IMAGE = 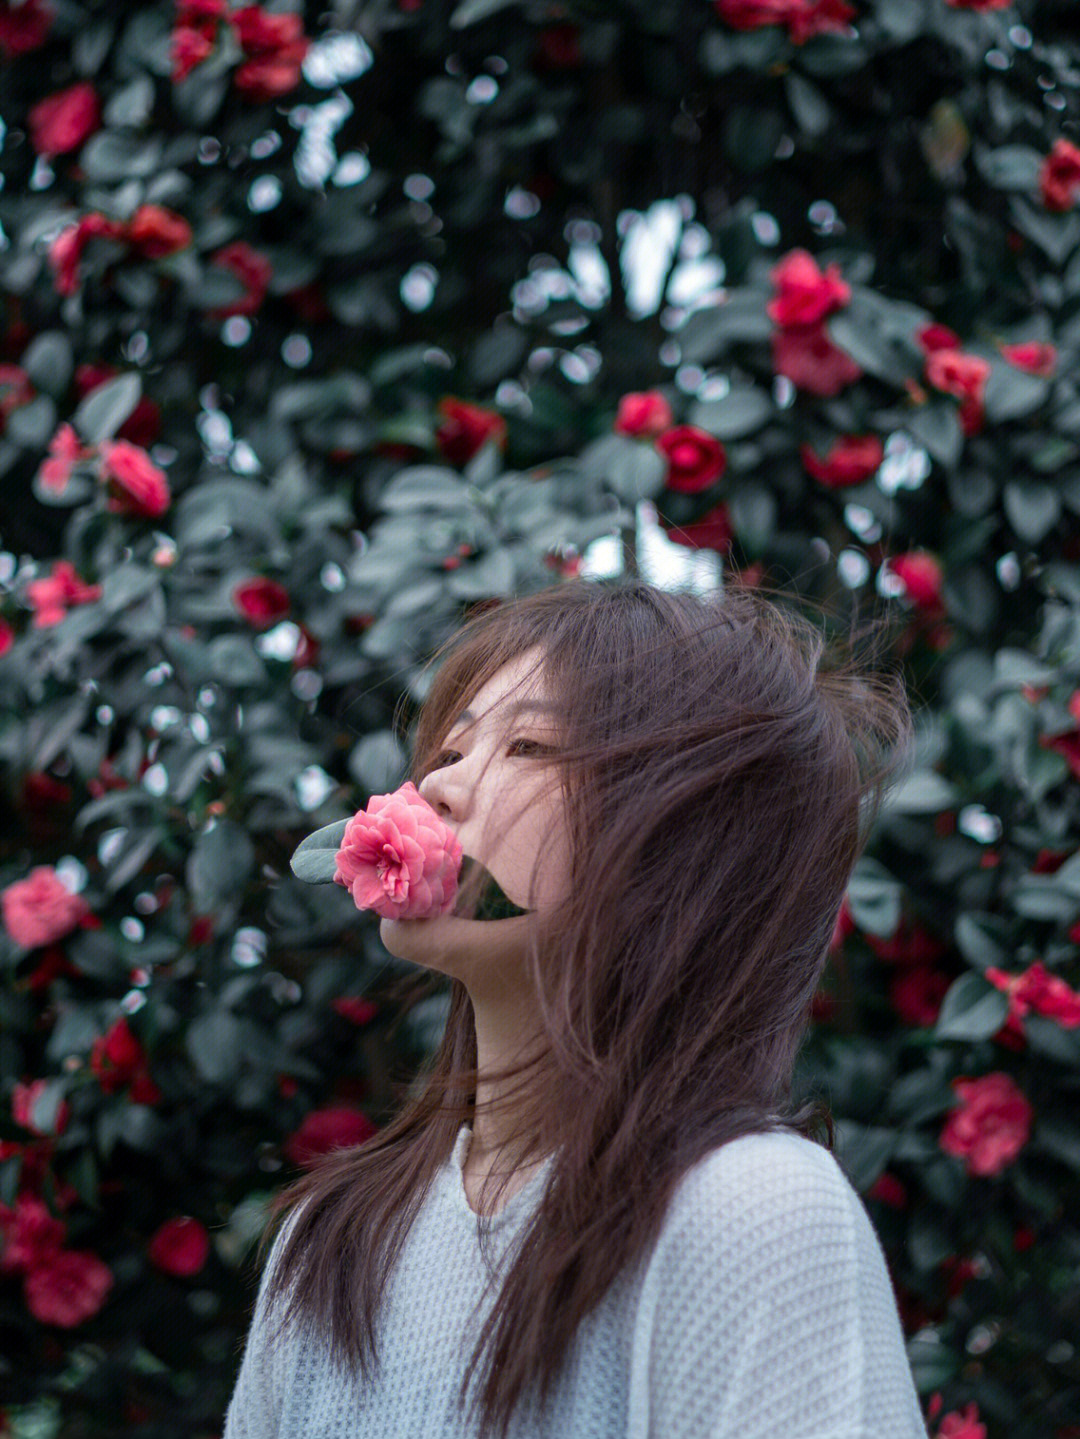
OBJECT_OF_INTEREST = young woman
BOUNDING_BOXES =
[224,576,930,1439]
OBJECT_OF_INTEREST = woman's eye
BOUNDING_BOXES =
[434,750,461,767]
[509,739,552,756]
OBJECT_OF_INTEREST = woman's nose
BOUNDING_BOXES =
[418,767,463,820]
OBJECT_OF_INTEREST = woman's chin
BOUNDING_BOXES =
[378,909,531,973]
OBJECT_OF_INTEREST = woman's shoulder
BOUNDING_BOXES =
[657,1128,861,1262]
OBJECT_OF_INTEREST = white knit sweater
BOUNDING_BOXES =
[223,1125,930,1438]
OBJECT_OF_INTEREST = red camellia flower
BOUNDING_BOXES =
[786,0,856,44]
[656,425,726,493]
[944,0,1011,8]
[1,866,92,949]
[613,390,673,438]
[985,960,1080,1030]
[208,241,274,317]
[331,997,379,1025]
[0,363,34,431]
[12,1079,70,1137]
[767,248,851,329]
[25,560,101,628]
[38,422,95,497]
[28,82,101,156]
[233,576,291,627]
[771,322,862,396]
[0,0,53,57]
[801,434,883,488]
[888,552,944,611]
[147,1216,210,1277]
[918,323,962,353]
[125,204,193,259]
[1040,138,1080,212]
[24,1249,114,1327]
[924,348,991,435]
[664,502,734,552]
[533,22,582,70]
[283,1107,377,1168]
[713,0,798,28]
[890,964,951,1028]
[172,24,214,80]
[434,397,508,466]
[939,1071,1033,1177]
[998,341,1057,378]
[90,1016,162,1103]
[98,440,171,518]
[0,617,14,656]
[230,5,310,101]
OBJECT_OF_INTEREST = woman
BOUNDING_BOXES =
[224,576,929,1439]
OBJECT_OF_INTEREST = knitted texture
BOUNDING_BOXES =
[223,1127,930,1438]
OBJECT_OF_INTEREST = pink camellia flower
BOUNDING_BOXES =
[12,1078,70,1136]
[1,866,92,949]
[24,1248,114,1327]
[889,552,945,611]
[147,1216,210,1276]
[233,576,291,627]
[613,391,673,438]
[917,322,962,353]
[656,425,726,493]
[767,248,851,329]
[28,82,101,156]
[283,1106,377,1168]
[25,560,102,628]
[924,348,991,436]
[48,213,126,296]
[230,5,310,102]
[333,781,463,920]
[0,1194,66,1275]
[98,440,171,518]
[998,341,1057,378]
[38,423,96,497]
[1040,138,1080,212]
[771,321,862,396]
[801,434,884,488]
[939,1071,1033,1177]
[0,618,14,656]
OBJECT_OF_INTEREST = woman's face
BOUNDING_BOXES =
[378,647,571,982]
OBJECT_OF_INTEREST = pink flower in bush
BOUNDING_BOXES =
[24,1249,114,1327]
[767,248,851,329]
[233,576,291,627]
[771,321,862,396]
[435,397,507,466]
[0,618,14,656]
[984,961,1080,1029]
[1040,138,1080,212]
[939,1071,1033,1177]
[48,213,126,296]
[208,241,273,317]
[89,1016,162,1103]
[998,341,1057,378]
[283,1107,377,1168]
[0,1195,66,1274]
[786,0,856,44]
[613,391,674,438]
[12,1080,70,1138]
[1,866,91,948]
[801,434,883,488]
[98,440,171,518]
[924,348,991,435]
[28,82,100,155]
[333,781,463,920]
[25,560,101,628]
[657,425,726,493]
[147,1217,210,1276]
[331,996,379,1025]
[230,5,310,101]
[889,551,944,611]
[38,423,96,497]
[125,204,193,259]
[944,0,1012,8]
[918,323,961,353]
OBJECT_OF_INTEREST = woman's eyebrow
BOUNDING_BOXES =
[456,700,558,724]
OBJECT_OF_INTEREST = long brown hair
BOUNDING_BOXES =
[252,576,915,1438]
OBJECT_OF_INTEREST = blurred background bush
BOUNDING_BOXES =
[2,0,1080,1434]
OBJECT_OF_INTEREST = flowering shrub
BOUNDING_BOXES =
[1,1,1080,1435]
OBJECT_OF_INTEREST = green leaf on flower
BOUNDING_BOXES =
[291,819,350,882]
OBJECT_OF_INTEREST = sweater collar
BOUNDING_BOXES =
[446,1123,556,1229]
